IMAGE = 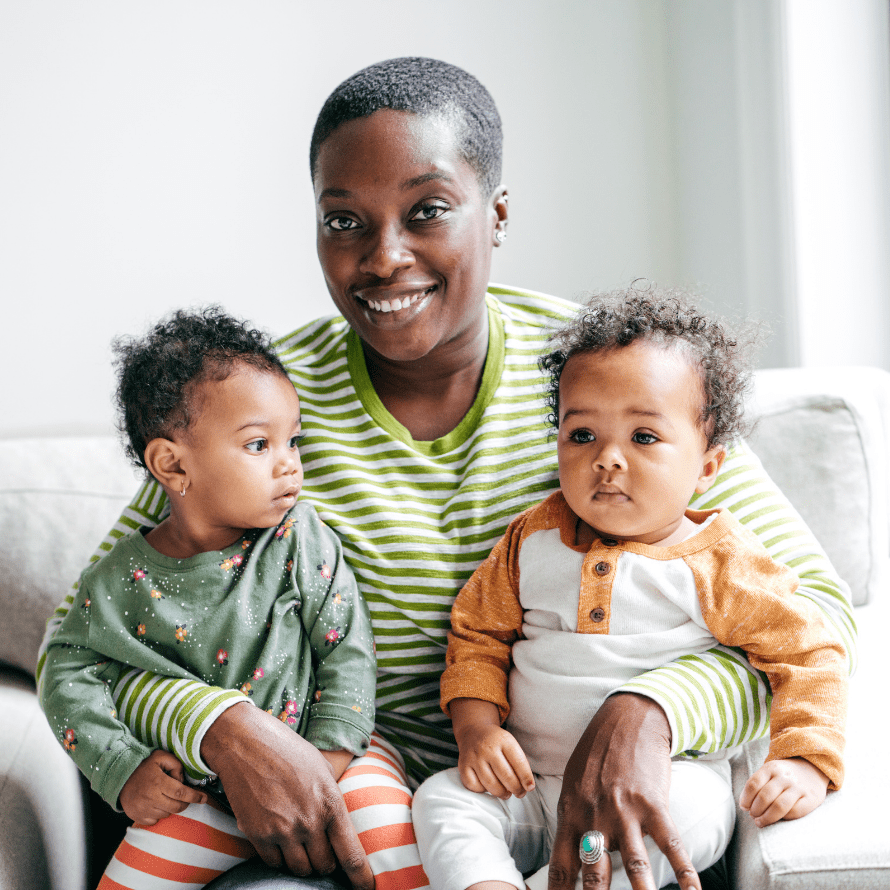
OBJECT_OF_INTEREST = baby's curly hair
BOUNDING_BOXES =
[113,307,287,472]
[540,284,758,449]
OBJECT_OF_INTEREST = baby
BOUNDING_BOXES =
[413,289,848,890]
[40,308,376,888]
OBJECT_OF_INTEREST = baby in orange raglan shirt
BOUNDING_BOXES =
[412,287,848,890]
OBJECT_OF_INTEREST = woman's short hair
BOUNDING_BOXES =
[113,306,287,472]
[310,57,503,198]
[540,284,758,449]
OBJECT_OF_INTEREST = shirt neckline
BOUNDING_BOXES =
[346,295,506,457]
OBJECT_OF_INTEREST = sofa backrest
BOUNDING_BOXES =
[0,436,138,676]
[747,366,890,609]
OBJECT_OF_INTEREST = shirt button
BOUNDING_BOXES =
[602,538,618,547]
[590,608,606,623]
[595,561,611,576]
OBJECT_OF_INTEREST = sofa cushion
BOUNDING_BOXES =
[0,436,139,676]
[747,367,890,607]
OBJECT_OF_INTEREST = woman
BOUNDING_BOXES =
[39,57,854,890]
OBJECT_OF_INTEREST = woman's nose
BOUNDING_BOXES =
[359,222,414,278]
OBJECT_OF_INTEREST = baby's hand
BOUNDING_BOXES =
[458,723,535,800]
[739,757,829,828]
[119,749,208,825]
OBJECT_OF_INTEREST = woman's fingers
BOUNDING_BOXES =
[320,796,376,890]
[611,826,659,890]
[640,811,701,890]
[580,837,613,888]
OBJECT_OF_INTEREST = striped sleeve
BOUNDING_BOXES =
[112,669,248,781]
[620,438,857,756]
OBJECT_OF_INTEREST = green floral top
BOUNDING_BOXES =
[40,502,376,809]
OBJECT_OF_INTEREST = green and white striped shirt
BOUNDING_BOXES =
[38,285,856,784]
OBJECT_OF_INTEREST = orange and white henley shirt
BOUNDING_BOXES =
[442,491,848,788]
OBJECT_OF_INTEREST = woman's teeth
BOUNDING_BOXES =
[366,291,428,313]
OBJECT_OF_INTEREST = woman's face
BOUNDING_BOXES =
[313,109,507,366]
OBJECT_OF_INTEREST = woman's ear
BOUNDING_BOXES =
[492,185,508,245]
[695,446,727,495]
[144,438,187,495]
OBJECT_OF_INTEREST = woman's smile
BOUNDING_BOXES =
[355,283,437,316]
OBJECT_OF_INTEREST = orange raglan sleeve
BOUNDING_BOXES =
[686,517,848,789]
[439,505,537,723]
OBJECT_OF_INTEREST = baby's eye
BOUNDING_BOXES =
[245,439,268,454]
[569,429,595,444]
[410,202,447,222]
[288,434,303,449]
[632,432,658,445]
[326,216,359,231]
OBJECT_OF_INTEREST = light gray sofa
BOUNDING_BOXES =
[2,366,889,890]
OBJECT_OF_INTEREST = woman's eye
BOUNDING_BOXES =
[326,216,358,231]
[245,439,268,454]
[569,429,595,444]
[410,203,447,222]
[632,432,658,445]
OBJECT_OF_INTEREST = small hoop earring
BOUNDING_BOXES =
[180,483,186,498]
[495,230,507,244]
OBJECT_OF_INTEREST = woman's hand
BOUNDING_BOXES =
[547,693,701,890]
[201,702,374,890]
[119,749,207,825]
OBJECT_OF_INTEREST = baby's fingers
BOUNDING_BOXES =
[749,784,802,828]
[739,766,771,812]
[502,741,535,796]
[458,764,487,794]
[159,778,208,814]
[474,759,514,800]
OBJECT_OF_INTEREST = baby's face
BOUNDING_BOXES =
[178,365,304,535]
[556,341,723,545]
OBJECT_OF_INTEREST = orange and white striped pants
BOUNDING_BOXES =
[98,734,430,890]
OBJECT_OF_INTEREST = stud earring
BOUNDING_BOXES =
[495,230,507,244]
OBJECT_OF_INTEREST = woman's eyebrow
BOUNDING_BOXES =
[403,171,452,190]
[317,187,351,201]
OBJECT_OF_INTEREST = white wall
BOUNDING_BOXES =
[2,1,889,438]
[784,0,890,368]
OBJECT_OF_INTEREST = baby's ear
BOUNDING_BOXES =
[695,445,727,495]
[143,438,186,494]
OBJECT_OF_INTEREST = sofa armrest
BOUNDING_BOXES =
[0,668,89,890]
[729,592,890,888]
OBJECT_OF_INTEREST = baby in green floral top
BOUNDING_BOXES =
[39,309,376,854]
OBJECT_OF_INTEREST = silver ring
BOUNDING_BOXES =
[579,830,606,865]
